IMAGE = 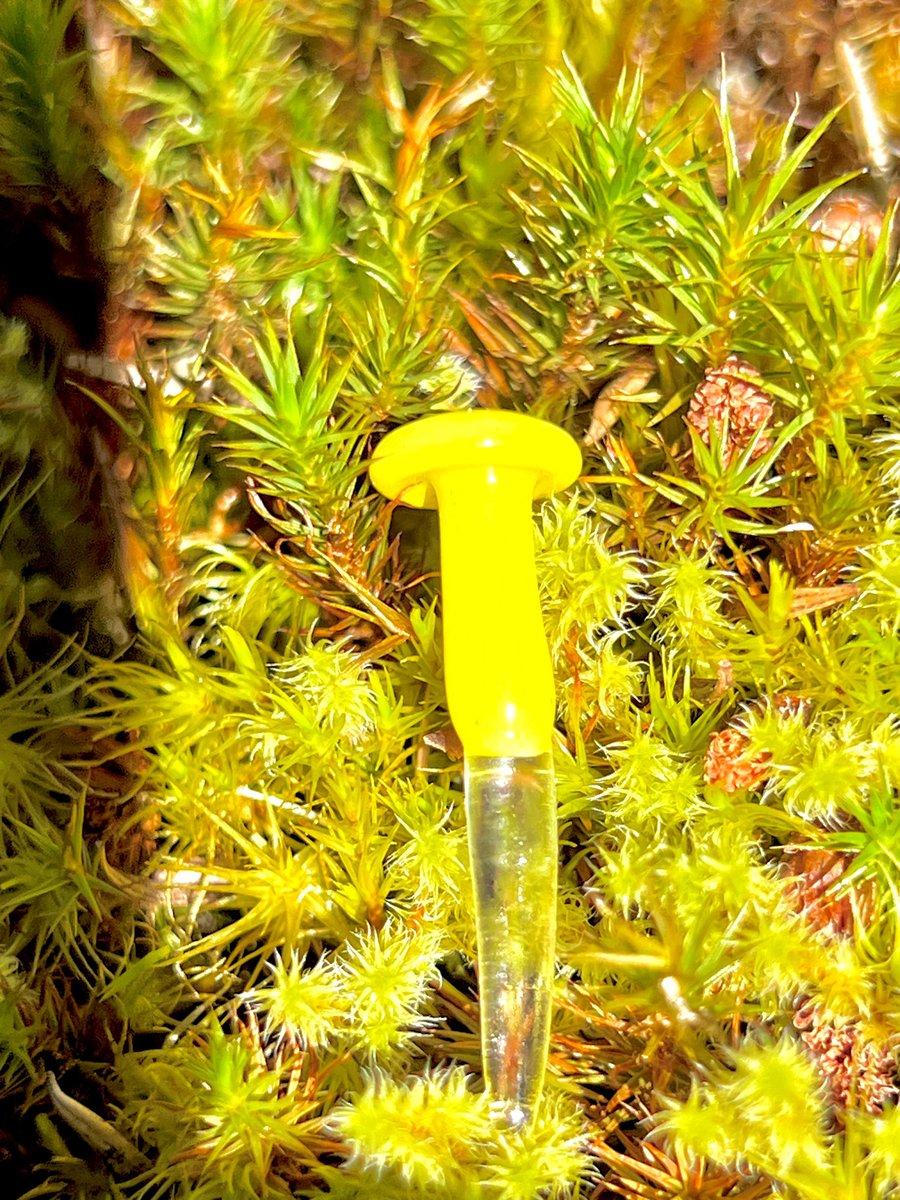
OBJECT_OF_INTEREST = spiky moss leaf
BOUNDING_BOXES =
[858,721,900,792]
[536,496,644,661]
[788,614,900,730]
[589,834,671,926]
[115,0,292,171]
[181,554,321,652]
[768,215,900,422]
[249,953,348,1052]
[167,835,341,959]
[339,921,445,1059]
[0,723,72,830]
[96,628,410,881]
[647,550,734,673]
[0,0,94,195]
[851,534,900,637]
[554,749,598,824]
[0,808,114,983]
[271,641,381,752]
[480,1101,591,1200]
[762,718,873,821]
[341,299,481,422]
[383,780,473,936]
[745,705,900,823]
[0,318,54,461]
[334,1066,589,1198]
[335,1067,489,1192]
[874,429,900,501]
[0,953,34,1090]
[598,725,707,837]
[212,322,362,528]
[119,1021,320,1198]
[555,872,595,963]
[868,1105,900,1191]
[575,837,781,1012]
[557,634,645,747]
[660,1036,834,1189]
[259,650,406,779]
[741,922,874,1021]
[99,946,187,1036]
[592,818,878,1021]
[512,65,684,312]
[405,0,537,77]
[660,822,781,928]
[815,782,900,921]
[246,923,446,1062]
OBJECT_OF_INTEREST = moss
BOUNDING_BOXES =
[4,2,900,1197]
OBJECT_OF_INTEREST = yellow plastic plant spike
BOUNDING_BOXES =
[370,410,581,1126]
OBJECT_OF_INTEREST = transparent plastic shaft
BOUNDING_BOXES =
[465,754,557,1127]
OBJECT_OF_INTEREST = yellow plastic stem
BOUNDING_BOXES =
[369,411,580,1123]
[432,465,554,758]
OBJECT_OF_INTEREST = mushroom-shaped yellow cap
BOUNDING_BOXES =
[369,410,581,509]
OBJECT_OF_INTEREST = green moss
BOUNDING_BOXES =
[5,2,900,1197]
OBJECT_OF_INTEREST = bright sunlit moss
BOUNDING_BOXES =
[6,4,900,1198]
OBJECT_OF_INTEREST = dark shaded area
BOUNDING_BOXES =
[0,191,111,355]
[0,1,113,359]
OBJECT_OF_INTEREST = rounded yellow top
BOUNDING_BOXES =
[369,410,582,508]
